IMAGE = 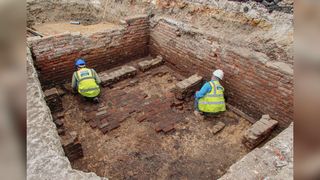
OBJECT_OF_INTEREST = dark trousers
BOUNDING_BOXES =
[194,96,200,111]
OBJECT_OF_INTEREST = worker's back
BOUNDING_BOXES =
[75,67,100,98]
[198,80,226,113]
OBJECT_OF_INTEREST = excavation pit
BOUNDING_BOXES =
[27,12,293,179]
[52,63,251,179]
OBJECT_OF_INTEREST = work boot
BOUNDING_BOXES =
[93,97,99,104]
[194,110,204,120]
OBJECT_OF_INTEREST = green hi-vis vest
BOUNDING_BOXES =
[198,80,226,113]
[76,68,100,98]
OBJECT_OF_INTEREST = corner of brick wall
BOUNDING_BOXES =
[28,14,150,88]
[149,17,293,128]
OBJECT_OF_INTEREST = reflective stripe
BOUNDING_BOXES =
[79,77,95,82]
[199,101,225,105]
[205,94,224,97]
[79,87,100,93]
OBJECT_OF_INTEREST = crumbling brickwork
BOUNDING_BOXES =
[150,18,293,127]
[28,15,149,87]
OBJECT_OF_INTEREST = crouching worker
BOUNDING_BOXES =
[194,69,226,117]
[72,59,101,103]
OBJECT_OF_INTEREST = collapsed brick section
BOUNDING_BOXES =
[150,18,293,127]
[138,55,164,72]
[243,115,278,149]
[174,74,203,100]
[99,65,137,87]
[61,131,84,161]
[27,15,149,88]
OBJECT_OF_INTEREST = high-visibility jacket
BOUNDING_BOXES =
[198,80,226,113]
[75,68,100,98]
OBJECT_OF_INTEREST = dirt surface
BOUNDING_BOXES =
[55,65,251,179]
[33,22,118,36]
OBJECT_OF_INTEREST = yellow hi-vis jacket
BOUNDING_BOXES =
[198,80,226,113]
[75,68,100,98]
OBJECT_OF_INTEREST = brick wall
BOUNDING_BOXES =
[28,15,149,87]
[150,18,293,128]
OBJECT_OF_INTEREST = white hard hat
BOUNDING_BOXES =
[213,69,224,80]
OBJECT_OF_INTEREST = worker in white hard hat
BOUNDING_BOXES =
[194,69,226,117]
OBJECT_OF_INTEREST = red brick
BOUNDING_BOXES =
[29,16,149,89]
[150,20,293,127]
[162,124,175,133]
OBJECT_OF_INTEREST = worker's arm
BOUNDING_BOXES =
[92,69,101,84]
[71,72,78,91]
[195,82,212,99]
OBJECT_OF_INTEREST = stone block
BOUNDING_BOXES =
[138,55,164,72]
[174,74,203,100]
[100,65,137,87]
[243,114,278,149]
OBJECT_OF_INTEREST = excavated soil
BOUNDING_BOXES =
[33,22,119,36]
[56,65,251,179]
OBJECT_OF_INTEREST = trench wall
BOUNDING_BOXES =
[28,15,149,88]
[27,47,104,179]
[150,18,293,128]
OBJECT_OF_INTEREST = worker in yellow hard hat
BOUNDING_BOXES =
[194,69,226,117]
[71,59,101,103]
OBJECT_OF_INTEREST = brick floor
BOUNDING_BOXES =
[75,64,188,135]
[52,61,253,179]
